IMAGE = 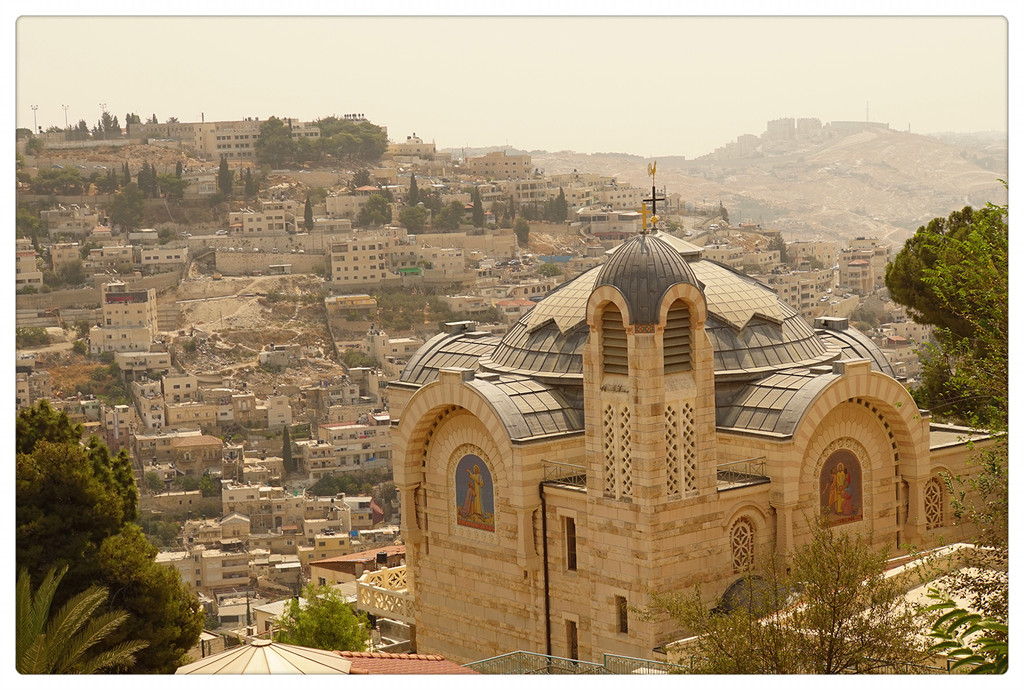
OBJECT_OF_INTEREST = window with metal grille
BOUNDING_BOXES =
[602,306,628,375]
[664,300,692,373]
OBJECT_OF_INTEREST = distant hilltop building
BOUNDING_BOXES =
[127,116,321,163]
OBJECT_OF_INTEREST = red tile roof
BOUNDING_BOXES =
[335,651,478,674]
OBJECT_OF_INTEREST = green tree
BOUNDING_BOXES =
[314,116,388,162]
[536,261,563,277]
[767,233,789,264]
[96,526,205,672]
[16,399,82,455]
[107,183,145,233]
[16,327,51,349]
[17,566,148,674]
[546,187,568,223]
[900,200,1009,626]
[471,187,485,227]
[398,204,429,232]
[282,425,295,474]
[32,167,85,195]
[25,135,45,155]
[16,203,41,242]
[144,471,164,494]
[490,199,511,228]
[276,583,370,651]
[244,167,257,197]
[174,160,183,178]
[924,591,1008,674]
[435,200,465,231]
[356,193,392,227]
[407,173,419,206]
[198,474,221,498]
[350,168,372,188]
[254,116,296,168]
[16,402,203,673]
[157,173,189,202]
[217,156,233,196]
[304,195,314,232]
[514,217,530,247]
[643,520,927,674]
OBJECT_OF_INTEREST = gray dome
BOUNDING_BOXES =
[593,233,699,324]
[405,239,841,389]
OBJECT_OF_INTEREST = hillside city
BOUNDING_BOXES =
[14,112,1008,673]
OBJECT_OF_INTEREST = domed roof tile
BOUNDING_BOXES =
[593,233,699,324]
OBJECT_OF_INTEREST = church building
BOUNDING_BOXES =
[389,219,985,664]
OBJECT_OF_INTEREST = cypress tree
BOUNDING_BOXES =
[408,173,419,206]
[282,425,295,474]
[471,187,485,227]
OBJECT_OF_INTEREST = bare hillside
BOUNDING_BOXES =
[534,127,1007,244]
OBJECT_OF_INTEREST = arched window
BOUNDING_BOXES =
[601,304,628,375]
[664,300,692,373]
[730,517,755,573]
[925,477,944,530]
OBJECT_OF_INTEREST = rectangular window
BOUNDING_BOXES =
[616,595,629,633]
[566,620,578,660]
[564,516,577,571]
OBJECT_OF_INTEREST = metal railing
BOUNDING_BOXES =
[465,651,610,675]
[542,460,587,489]
[602,653,689,674]
[716,456,770,489]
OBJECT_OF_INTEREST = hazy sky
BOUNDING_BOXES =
[10,9,1014,159]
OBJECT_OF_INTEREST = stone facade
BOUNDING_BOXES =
[391,231,989,664]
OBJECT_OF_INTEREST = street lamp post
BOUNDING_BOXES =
[30,104,38,134]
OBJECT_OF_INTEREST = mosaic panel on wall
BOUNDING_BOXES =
[455,453,495,532]
[819,448,863,525]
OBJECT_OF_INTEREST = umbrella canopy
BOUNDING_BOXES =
[175,639,353,674]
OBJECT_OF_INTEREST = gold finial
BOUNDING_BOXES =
[641,202,649,233]
[647,162,657,182]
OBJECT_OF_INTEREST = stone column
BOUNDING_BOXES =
[772,500,796,557]
[902,475,927,544]
[398,483,422,543]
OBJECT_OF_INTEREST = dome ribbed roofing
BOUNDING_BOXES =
[593,233,699,324]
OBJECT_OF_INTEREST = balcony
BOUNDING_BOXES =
[355,566,414,624]
[716,457,770,491]
[541,460,586,490]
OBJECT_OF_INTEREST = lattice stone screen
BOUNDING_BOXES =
[682,402,697,495]
[602,402,632,498]
[730,517,755,573]
[665,405,681,496]
[924,477,944,530]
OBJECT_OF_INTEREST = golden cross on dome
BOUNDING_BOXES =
[641,161,665,234]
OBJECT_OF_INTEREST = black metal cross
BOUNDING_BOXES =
[643,184,666,218]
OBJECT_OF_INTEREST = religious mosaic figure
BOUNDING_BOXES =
[455,453,495,531]
[819,449,862,525]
